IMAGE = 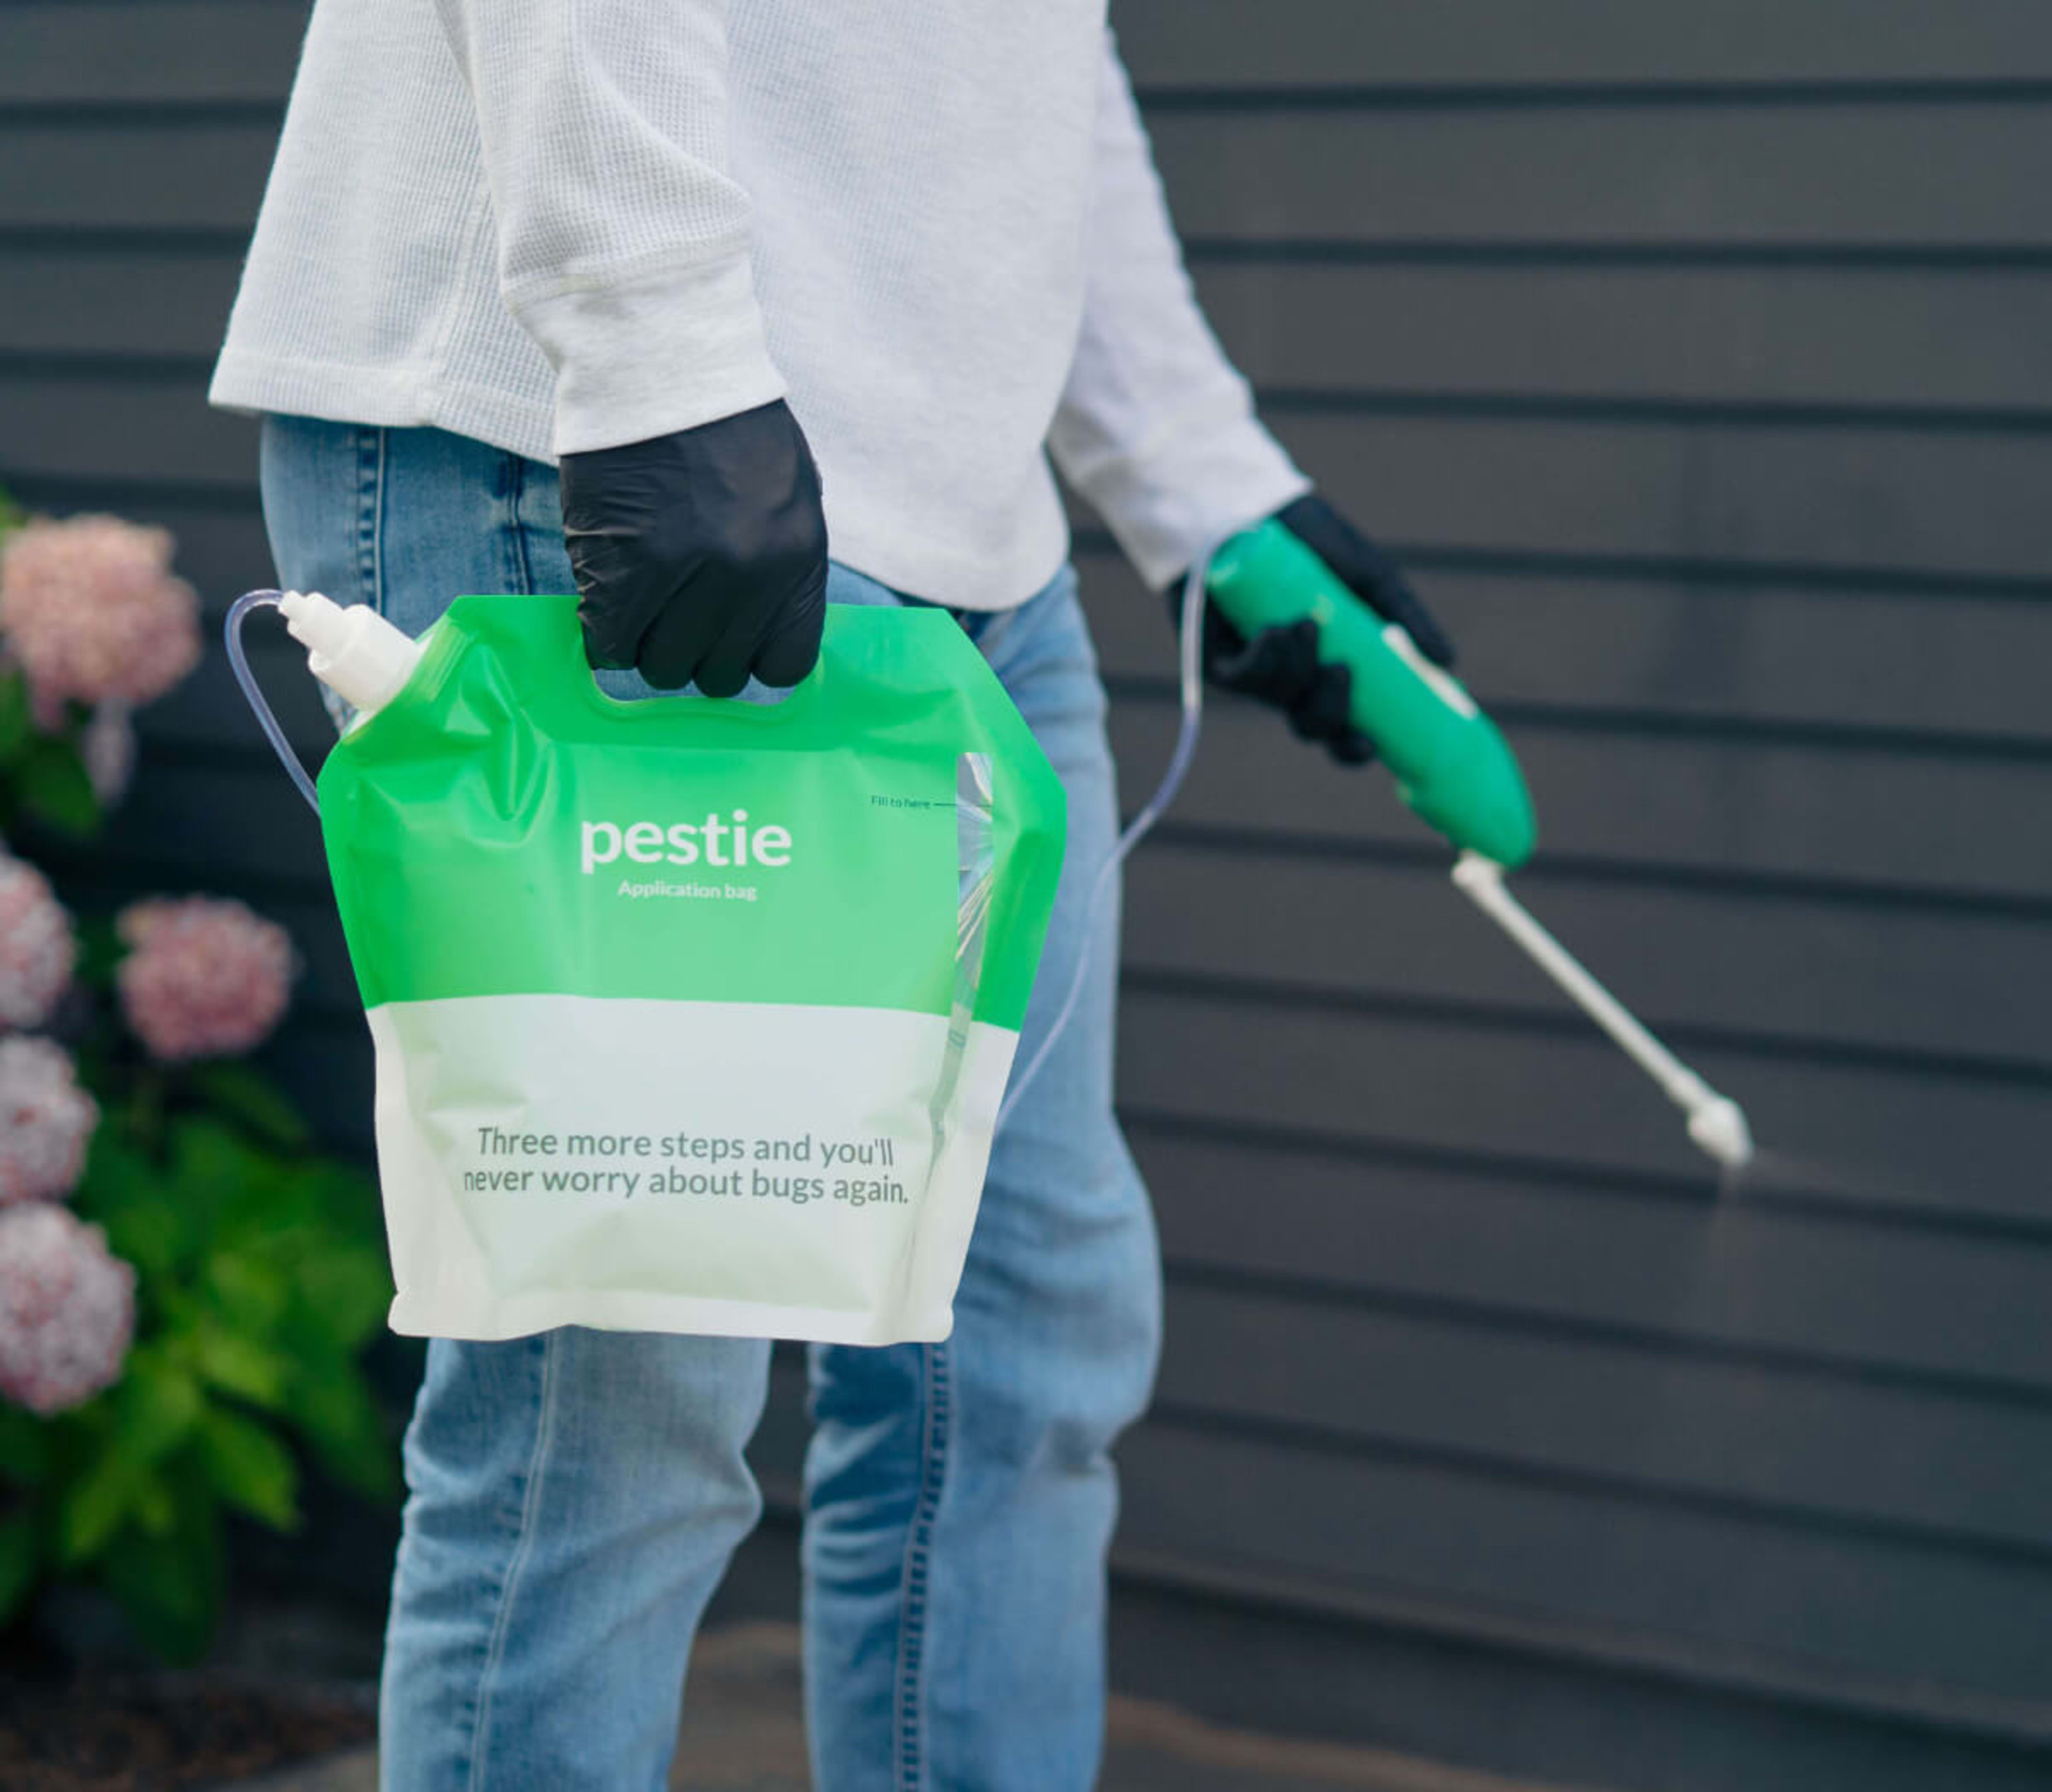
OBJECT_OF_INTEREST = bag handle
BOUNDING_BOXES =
[445,592,831,727]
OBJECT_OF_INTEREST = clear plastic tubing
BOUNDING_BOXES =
[226,588,321,814]
[996,540,1215,1128]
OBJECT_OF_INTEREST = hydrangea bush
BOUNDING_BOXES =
[0,494,395,1664]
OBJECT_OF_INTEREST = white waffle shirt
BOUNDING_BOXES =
[210,0,1309,609]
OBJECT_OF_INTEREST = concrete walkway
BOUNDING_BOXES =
[237,1622,1554,1792]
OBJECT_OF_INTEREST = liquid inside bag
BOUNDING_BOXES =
[315,595,1065,1344]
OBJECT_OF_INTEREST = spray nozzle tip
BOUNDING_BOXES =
[276,588,339,644]
[1687,1096,1754,1171]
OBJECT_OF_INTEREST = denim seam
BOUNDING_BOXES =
[504,452,535,596]
[352,425,389,619]
[463,1330,563,1791]
[373,429,388,616]
[350,427,374,610]
[892,1340,951,1792]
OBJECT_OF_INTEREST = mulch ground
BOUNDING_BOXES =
[0,1675,374,1792]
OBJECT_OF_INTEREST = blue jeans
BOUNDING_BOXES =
[258,415,1163,1792]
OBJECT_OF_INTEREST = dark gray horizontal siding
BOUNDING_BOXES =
[258,1020,371,1152]
[5,2,2051,1773]
[0,2,305,108]
[1151,1280,2052,1556]
[1115,0,2052,89]
[1111,701,2052,900]
[1084,553,2052,745]
[1144,105,2052,249]
[0,120,273,230]
[1256,411,2052,584]
[1130,1127,2052,1399]
[1114,1421,2052,1723]
[94,759,323,886]
[1,373,261,488]
[0,245,244,357]
[1121,843,2048,1069]
[151,632,334,751]
[1190,262,2052,411]
[1114,987,2046,1231]
[1099,1588,2052,1792]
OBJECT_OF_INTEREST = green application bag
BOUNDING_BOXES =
[314,595,1065,1345]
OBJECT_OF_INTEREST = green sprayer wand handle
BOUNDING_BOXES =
[1205,521,1538,869]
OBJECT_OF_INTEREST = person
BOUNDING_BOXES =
[210,4,1455,1787]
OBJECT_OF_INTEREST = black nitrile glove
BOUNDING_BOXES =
[1184,491,1455,767]
[561,399,828,697]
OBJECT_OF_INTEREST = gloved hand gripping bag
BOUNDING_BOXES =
[315,596,1065,1344]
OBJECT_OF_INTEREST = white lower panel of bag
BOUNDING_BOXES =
[369,994,1019,1345]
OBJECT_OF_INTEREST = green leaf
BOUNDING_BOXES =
[0,1504,40,1624]
[149,1113,268,1254]
[132,1477,177,1536]
[58,1448,128,1564]
[203,1248,291,1335]
[302,1158,385,1239]
[58,1353,202,1562]
[288,1367,397,1503]
[198,1405,298,1530]
[192,1322,290,1409]
[168,1112,269,1196]
[185,1061,310,1148]
[210,1160,320,1259]
[81,1123,160,1202]
[120,1351,204,1459]
[97,1188,188,1287]
[15,733,101,836]
[288,1242,394,1355]
[0,667,29,761]
[74,1127,198,1284]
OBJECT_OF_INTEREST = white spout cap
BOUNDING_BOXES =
[277,590,421,717]
[1687,1095,1754,1170]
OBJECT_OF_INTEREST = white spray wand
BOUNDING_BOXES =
[1451,854,1753,1169]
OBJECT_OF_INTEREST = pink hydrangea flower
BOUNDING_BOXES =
[0,1037,98,1208]
[0,1204,134,1414]
[0,852,75,1028]
[116,896,297,1061]
[0,514,202,711]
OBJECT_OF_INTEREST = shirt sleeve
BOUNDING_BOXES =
[1047,31,1311,590]
[432,0,785,456]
